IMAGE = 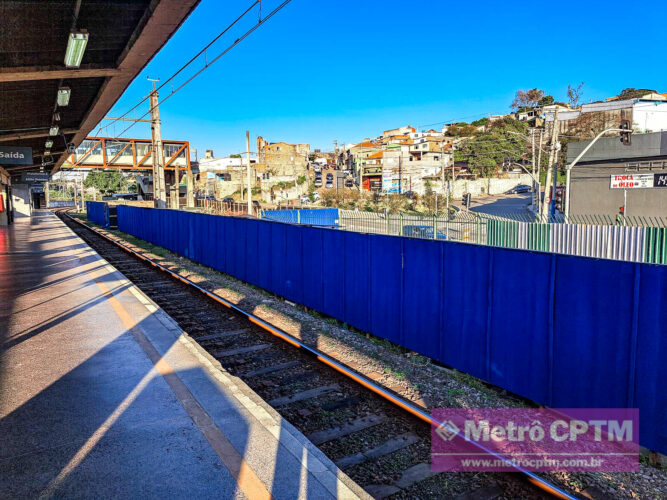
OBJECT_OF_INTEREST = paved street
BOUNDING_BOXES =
[468,193,532,218]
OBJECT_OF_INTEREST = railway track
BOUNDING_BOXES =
[59,209,577,500]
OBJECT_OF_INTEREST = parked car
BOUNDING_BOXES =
[344,178,354,188]
[314,177,322,187]
[313,165,321,174]
[507,184,531,194]
[312,191,320,201]
[402,225,448,240]
[196,195,215,201]
[325,180,333,189]
[222,197,235,203]
[300,195,310,204]
[326,172,334,180]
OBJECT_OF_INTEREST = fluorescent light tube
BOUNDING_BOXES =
[45,140,53,148]
[57,87,71,106]
[64,30,88,68]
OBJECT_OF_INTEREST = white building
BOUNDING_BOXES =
[544,96,667,134]
[198,156,244,172]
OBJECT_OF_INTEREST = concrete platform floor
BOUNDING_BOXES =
[0,211,367,500]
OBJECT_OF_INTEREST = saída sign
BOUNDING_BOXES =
[0,145,33,166]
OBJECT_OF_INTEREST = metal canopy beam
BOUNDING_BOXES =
[0,66,125,83]
[0,128,78,142]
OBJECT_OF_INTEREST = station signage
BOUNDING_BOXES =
[0,145,33,166]
[21,172,50,183]
[610,173,667,189]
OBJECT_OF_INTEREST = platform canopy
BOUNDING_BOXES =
[0,0,200,176]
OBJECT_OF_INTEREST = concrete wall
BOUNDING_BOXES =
[11,184,31,218]
[450,174,533,199]
[570,162,667,217]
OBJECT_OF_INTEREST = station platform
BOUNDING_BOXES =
[0,211,366,499]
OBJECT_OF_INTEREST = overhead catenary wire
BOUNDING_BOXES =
[109,0,293,140]
[96,0,262,136]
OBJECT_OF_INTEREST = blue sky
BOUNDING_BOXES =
[102,0,667,157]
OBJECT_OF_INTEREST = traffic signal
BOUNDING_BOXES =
[462,193,471,208]
[620,119,632,146]
[554,196,563,213]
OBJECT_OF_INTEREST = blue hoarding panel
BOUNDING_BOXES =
[489,249,552,404]
[322,230,345,320]
[343,232,371,333]
[441,243,490,380]
[283,224,304,304]
[270,223,287,297]
[634,263,666,453]
[256,221,273,292]
[402,238,442,359]
[369,235,402,345]
[302,228,324,312]
[231,218,247,281]
[86,202,109,228]
[552,256,634,408]
[245,219,260,286]
[214,214,227,273]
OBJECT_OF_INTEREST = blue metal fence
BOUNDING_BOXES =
[117,206,666,455]
[260,208,339,227]
[86,201,110,228]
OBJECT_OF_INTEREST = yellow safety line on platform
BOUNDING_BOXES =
[96,278,273,500]
[40,263,272,500]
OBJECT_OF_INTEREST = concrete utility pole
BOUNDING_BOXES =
[536,129,543,214]
[541,109,559,220]
[148,78,167,209]
[246,130,252,215]
[531,129,536,209]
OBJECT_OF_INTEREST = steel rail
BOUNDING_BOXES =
[62,209,577,500]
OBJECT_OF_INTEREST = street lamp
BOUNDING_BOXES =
[563,127,631,220]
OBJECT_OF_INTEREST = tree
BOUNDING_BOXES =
[538,95,554,106]
[84,170,124,195]
[511,88,545,110]
[454,118,529,177]
[567,82,585,108]
[230,154,242,158]
[445,123,479,137]
[618,88,657,100]
[471,117,489,127]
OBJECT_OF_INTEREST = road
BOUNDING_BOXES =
[468,193,533,219]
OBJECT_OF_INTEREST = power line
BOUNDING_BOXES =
[110,0,294,140]
[96,0,262,135]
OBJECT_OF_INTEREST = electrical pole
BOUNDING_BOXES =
[541,109,559,220]
[531,129,536,210]
[537,129,543,215]
[148,78,167,209]
[246,130,252,215]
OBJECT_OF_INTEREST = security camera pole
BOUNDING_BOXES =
[563,121,633,220]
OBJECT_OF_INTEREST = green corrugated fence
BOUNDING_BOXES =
[644,227,667,264]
